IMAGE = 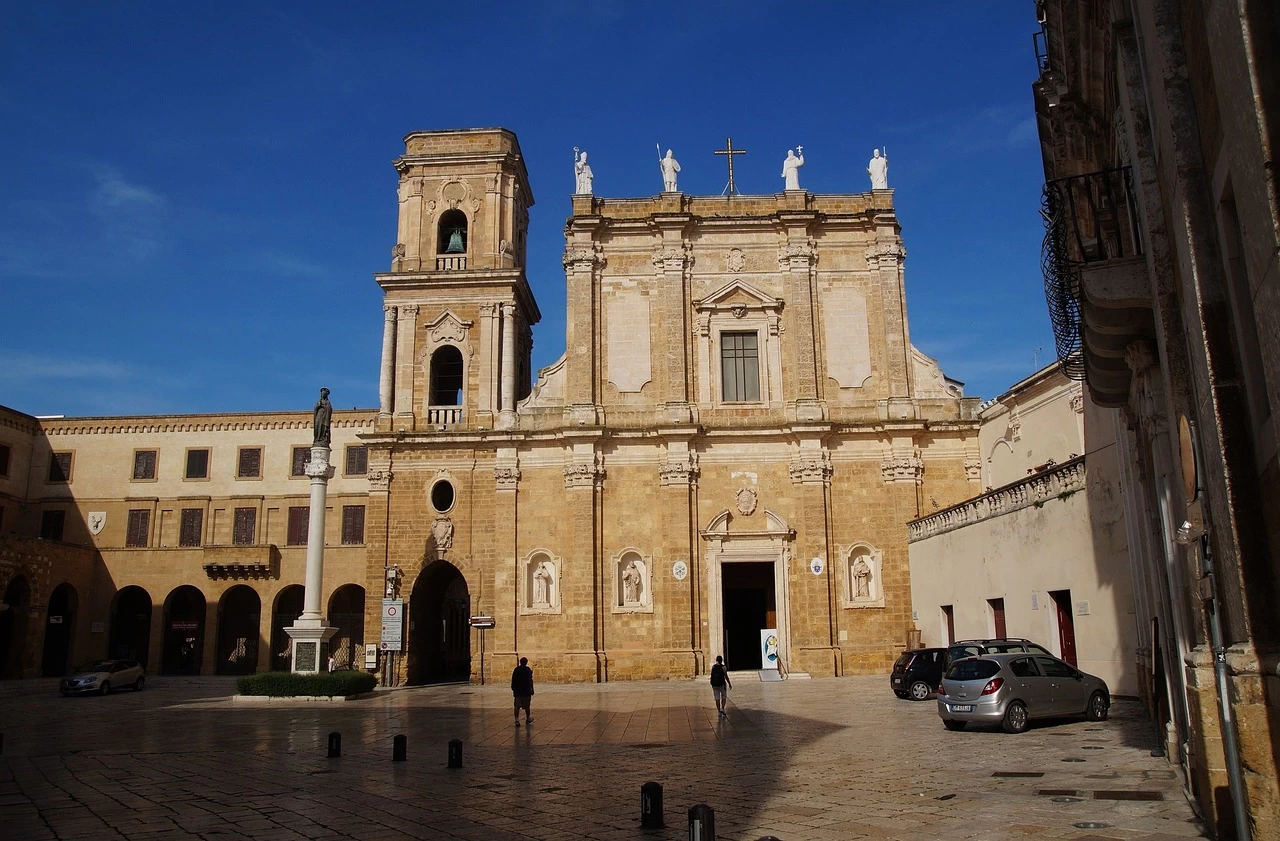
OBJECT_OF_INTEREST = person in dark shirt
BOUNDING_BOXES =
[511,657,534,726]
[710,655,732,716]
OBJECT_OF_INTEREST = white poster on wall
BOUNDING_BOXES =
[760,628,779,670]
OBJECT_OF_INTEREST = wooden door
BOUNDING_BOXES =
[942,605,955,644]
[1050,590,1077,666]
[989,598,1007,638]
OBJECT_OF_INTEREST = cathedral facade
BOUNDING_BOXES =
[0,127,980,684]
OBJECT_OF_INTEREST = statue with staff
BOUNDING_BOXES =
[657,144,681,192]
[573,147,593,195]
[867,146,889,189]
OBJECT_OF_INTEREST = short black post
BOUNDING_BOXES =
[327,731,341,758]
[640,781,664,829]
[392,734,407,762]
[447,738,463,769]
[688,803,715,841]
[756,837,782,841]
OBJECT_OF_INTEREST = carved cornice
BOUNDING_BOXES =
[399,303,419,318]
[652,246,692,273]
[563,244,605,271]
[881,449,924,484]
[909,456,1086,542]
[659,454,699,487]
[778,242,817,271]
[563,453,605,489]
[789,452,832,485]
[865,242,906,270]
[494,466,521,491]
[40,415,374,437]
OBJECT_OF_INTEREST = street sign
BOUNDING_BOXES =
[469,615,495,629]
[381,598,404,650]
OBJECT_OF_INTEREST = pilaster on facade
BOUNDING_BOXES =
[494,464,521,491]
[367,469,392,493]
[562,243,605,273]
[659,452,699,487]
[864,242,906,270]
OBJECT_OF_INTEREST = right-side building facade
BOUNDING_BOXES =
[1034,1,1279,836]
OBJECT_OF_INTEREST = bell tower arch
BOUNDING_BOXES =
[374,128,540,433]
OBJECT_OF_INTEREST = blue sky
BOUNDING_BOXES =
[0,2,1052,417]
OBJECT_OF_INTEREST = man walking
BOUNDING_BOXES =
[511,656,534,726]
[710,655,732,716]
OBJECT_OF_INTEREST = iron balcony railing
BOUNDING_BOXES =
[1041,166,1144,380]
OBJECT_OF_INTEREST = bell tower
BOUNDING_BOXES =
[374,128,539,432]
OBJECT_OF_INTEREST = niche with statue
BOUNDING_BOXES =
[842,543,885,608]
[612,549,652,613]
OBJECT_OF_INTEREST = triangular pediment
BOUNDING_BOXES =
[695,279,783,312]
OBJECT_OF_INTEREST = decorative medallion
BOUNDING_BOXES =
[810,557,826,576]
[735,487,758,516]
[672,560,689,581]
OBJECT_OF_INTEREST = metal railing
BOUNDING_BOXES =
[435,256,467,271]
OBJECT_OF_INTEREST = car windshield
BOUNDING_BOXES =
[946,659,1000,681]
[74,661,114,673]
[986,642,1025,653]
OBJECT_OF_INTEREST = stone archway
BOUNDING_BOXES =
[408,560,471,685]
[109,586,153,666]
[161,586,206,675]
[216,586,261,675]
[41,583,78,676]
[0,575,33,678]
[327,584,366,670]
[270,586,305,671]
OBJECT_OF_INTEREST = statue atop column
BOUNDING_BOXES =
[867,148,889,190]
[573,147,593,195]
[659,148,681,192]
[312,387,332,447]
[782,146,804,190]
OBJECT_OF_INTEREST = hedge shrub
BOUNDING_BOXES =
[237,670,378,697]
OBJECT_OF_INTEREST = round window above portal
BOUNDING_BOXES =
[430,479,456,513]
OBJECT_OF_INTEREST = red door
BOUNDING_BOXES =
[989,598,1007,638]
[1050,590,1077,667]
[942,605,955,644]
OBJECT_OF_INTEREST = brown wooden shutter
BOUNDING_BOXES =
[126,510,150,548]
[287,506,310,545]
[179,509,203,547]
[341,505,365,544]
[133,450,156,480]
[185,449,209,479]
[233,507,257,545]
[48,453,72,482]
[345,446,368,475]
[292,448,311,477]
[237,448,262,478]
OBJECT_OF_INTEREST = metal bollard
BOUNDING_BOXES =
[756,837,783,841]
[327,731,341,758]
[392,734,407,762]
[688,803,715,841]
[640,781,664,829]
[447,738,463,769]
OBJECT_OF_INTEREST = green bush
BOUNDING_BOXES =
[237,670,377,697]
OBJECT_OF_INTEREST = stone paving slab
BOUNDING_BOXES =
[0,675,1208,840]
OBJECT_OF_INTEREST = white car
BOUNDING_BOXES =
[60,659,146,695]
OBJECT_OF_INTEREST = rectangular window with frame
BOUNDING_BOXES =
[48,452,72,483]
[287,506,309,545]
[291,447,311,477]
[126,509,150,548]
[40,510,66,541]
[232,507,257,546]
[345,445,368,476]
[0,443,10,477]
[132,450,157,480]
[185,449,210,480]
[720,331,761,402]
[341,505,365,545]
[237,447,262,479]
[179,508,204,547]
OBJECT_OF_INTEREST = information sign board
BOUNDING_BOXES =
[381,598,404,650]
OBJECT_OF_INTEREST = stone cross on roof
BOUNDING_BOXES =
[714,137,748,196]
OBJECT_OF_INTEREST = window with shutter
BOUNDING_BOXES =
[291,447,311,477]
[132,450,157,480]
[48,452,72,483]
[345,445,368,475]
[126,509,150,548]
[179,509,203,547]
[287,506,309,545]
[233,507,257,546]
[185,449,210,479]
[41,510,66,541]
[341,505,365,544]
[237,448,262,478]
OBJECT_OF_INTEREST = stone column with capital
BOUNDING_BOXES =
[393,304,418,427]
[378,304,397,418]
[285,442,338,674]
[498,302,518,428]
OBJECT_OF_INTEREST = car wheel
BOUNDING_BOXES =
[99,681,111,696]
[1002,701,1029,734]
[942,719,966,731]
[1086,691,1109,721]
[909,680,931,701]
[133,676,145,691]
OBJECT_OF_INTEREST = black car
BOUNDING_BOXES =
[946,638,1054,664]
[891,647,949,700]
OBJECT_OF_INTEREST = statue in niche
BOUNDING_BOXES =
[573,148,593,194]
[622,559,643,606]
[852,553,872,599]
[867,148,889,190]
[533,561,554,607]
[781,147,804,190]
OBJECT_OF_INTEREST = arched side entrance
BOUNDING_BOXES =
[0,575,33,678]
[216,586,261,675]
[109,586,153,666]
[161,586,206,675]
[327,584,365,670]
[41,583,78,676]
[408,561,471,685]
[271,585,304,671]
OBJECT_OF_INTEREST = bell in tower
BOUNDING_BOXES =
[445,228,466,253]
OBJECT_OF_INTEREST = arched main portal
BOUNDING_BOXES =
[216,586,261,675]
[270,585,304,671]
[0,575,33,678]
[41,583,78,676]
[109,586,153,666]
[408,561,471,685]
[161,586,206,675]
[327,585,365,670]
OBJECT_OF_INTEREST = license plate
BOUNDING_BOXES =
[892,677,901,684]
[950,704,973,712]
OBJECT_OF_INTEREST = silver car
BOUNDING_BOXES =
[937,652,1109,733]
[60,659,146,695]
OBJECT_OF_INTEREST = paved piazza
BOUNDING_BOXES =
[1,676,1206,841]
